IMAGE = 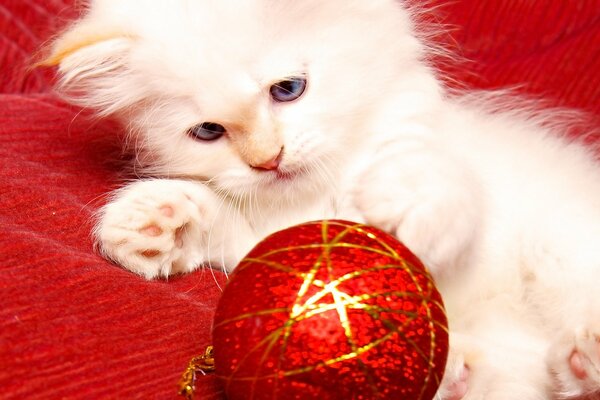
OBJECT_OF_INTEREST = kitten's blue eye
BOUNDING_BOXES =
[270,77,307,103]
[188,122,226,141]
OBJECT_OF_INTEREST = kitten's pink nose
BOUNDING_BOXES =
[252,148,284,171]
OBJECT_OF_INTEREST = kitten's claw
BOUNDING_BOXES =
[96,179,220,279]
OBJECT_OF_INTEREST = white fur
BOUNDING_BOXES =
[50,1,600,398]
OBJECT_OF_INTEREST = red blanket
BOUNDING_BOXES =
[1,1,598,398]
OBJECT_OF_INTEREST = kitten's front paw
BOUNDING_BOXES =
[548,326,600,399]
[355,151,481,276]
[96,179,222,279]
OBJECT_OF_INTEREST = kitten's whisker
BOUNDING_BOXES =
[203,175,232,289]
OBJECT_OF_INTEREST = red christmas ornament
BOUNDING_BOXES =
[212,220,448,400]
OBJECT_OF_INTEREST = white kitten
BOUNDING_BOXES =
[46,1,600,399]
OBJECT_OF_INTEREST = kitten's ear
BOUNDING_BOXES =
[40,20,139,115]
[40,21,133,67]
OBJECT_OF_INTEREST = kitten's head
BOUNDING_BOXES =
[45,0,439,202]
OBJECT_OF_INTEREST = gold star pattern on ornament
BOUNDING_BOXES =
[215,221,447,400]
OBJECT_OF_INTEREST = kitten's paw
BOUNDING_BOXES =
[96,179,222,279]
[436,352,470,400]
[355,151,481,276]
[548,327,600,399]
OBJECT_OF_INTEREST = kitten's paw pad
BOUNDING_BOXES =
[159,205,175,217]
[437,354,470,400]
[97,180,219,279]
[136,220,188,257]
[567,333,600,384]
[139,224,164,237]
[444,365,470,400]
[549,328,600,398]
[569,349,595,380]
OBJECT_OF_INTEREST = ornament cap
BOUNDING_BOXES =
[178,346,215,400]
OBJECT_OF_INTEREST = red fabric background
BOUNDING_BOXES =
[0,1,598,399]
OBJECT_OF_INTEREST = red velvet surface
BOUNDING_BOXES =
[1,1,598,399]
